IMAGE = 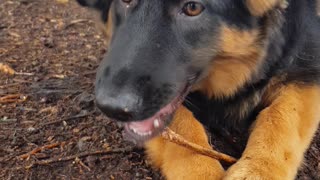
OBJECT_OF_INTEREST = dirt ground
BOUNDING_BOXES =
[0,0,319,179]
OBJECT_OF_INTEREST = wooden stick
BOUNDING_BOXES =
[0,94,27,104]
[161,128,237,164]
[0,63,34,76]
[19,142,62,160]
[40,110,95,127]
[25,147,133,169]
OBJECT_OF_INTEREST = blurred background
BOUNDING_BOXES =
[0,0,160,179]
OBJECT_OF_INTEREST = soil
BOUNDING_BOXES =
[0,0,319,179]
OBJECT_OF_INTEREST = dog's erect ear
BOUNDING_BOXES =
[76,0,112,22]
[76,0,91,7]
[76,0,111,8]
[246,0,288,16]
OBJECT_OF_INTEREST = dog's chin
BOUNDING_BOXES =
[121,84,191,145]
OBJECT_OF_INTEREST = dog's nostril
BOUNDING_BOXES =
[95,92,140,122]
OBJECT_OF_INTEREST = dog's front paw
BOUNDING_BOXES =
[224,158,286,180]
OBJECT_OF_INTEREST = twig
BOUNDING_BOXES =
[40,110,95,126]
[0,117,17,123]
[14,72,34,76]
[75,157,91,172]
[161,128,237,164]
[0,83,20,89]
[19,142,62,160]
[0,48,8,54]
[0,63,34,76]
[0,94,27,104]
[65,19,92,29]
[25,147,133,169]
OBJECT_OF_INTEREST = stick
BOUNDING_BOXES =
[161,128,237,164]
[25,147,133,169]
[0,94,27,104]
[40,110,95,126]
[0,63,34,76]
[19,142,62,160]
[14,72,34,76]
[0,83,20,89]
[65,19,92,29]
[75,157,91,172]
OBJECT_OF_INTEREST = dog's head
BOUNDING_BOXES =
[77,0,287,142]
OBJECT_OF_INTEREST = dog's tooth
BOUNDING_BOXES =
[154,119,160,128]
[132,128,138,134]
[147,131,152,135]
[140,131,148,136]
[117,122,123,127]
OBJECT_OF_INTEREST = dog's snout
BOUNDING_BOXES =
[95,92,140,122]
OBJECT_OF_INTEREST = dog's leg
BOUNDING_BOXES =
[224,84,320,180]
[146,106,225,180]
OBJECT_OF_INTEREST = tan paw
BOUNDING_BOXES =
[224,158,288,180]
[164,154,225,180]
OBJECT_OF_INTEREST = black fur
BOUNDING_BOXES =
[76,0,112,21]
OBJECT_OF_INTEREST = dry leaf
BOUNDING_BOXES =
[0,63,15,75]
[56,0,69,4]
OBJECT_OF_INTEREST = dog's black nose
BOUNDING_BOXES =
[95,92,140,122]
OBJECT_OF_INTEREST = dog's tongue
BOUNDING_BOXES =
[128,119,155,133]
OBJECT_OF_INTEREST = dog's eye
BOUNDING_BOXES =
[182,2,204,16]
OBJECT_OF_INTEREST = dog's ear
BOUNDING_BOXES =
[76,0,112,22]
[246,0,288,16]
[76,0,91,7]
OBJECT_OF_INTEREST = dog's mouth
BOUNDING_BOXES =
[122,84,191,143]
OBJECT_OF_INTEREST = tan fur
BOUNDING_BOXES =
[225,85,320,179]
[246,0,288,16]
[93,9,113,45]
[260,75,287,107]
[145,106,225,180]
[194,26,265,98]
[104,10,113,43]
[99,10,113,45]
[146,84,320,180]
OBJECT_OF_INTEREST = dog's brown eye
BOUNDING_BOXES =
[182,2,204,16]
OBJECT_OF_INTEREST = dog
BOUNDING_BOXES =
[76,0,320,179]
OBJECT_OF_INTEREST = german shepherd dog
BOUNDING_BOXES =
[77,0,320,179]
